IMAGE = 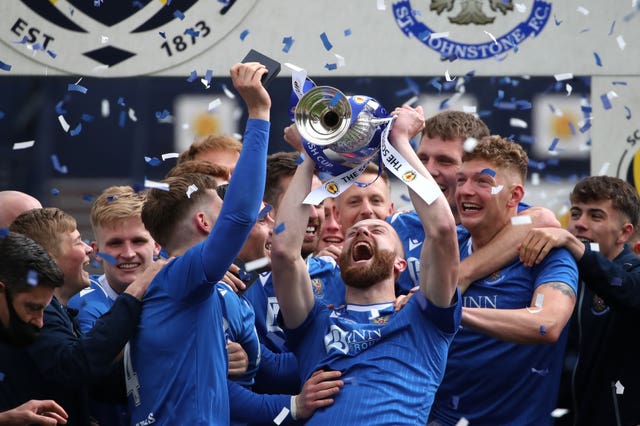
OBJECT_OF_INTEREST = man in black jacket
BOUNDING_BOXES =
[519,175,640,426]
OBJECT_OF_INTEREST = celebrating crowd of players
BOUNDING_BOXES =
[0,62,639,426]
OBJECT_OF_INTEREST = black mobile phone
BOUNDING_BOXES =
[241,49,281,88]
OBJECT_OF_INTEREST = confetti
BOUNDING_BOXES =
[484,30,498,45]
[101,35,109,43]
[208,98,221,111]
[324,63,337,71]
[186,184,198,198]
[162,152,179,161]
[155,109,171,119]
[510,118,528,128]
[617,35,626,50]
[51,188,60,196]
[615,380,624,394]
[101,99,110,117]
[144,179,170,191]
[173,10,185,20]
[320,32,333,51]
[273,406,289,426]
[553,15,563,25]
[430,32,450,40]
[12,140,35,150]
[593,52,602,66]
[531,367,549,376]
[145,156,162,166]
[274,222,285,234]
[511,215,532,225]
[0,61,12,71]
[531,172,540,186]
[117,97,125,106]
[51,154,68,174]
[490,185,503,195]
[70,123,82,136]
[186,70,198,83]
[590,242,600,252]
[455,418,469,426]
[47,49,57,58]
[221,84,235,99]
[554,73,573,81]
[58,115,70,132]
[97,252,117,265]
[514,3,526,12]
[376,0,386,10]
[27,270,38,286]
[480,168,496,177]
[81,113,94,122]
[576,6,589,15]
[245,256,270,272]
[551,408,569,418]
[282,36,295,53]
[608,20,616,36]
[184,28,199,38]
[0,229,8,238]
[335,54,346,68]
[445,70,455,82]
[344,28,352,36]
[625,106,632,119]
[118,110,126,127]
[258,204,272,220]
[463,138,478,152]
[239,29,249,41]
[67,83,88,94]
[159,31,166,39]
[610,277,622,287]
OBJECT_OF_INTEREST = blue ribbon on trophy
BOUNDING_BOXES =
[289,72,441,206]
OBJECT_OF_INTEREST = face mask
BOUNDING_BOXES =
[0,290,41,347]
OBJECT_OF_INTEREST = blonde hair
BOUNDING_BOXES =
[166,160,230,182]
[10,207,77,257]
[90,186,146,232]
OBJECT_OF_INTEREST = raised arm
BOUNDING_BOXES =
[389,106,458,307]
[271,156,316,328]
[202,62,270,282]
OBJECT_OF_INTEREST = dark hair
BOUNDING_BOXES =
[0,232,63,293]
[423,110,490,141]
[141,173,218,249]
[463,135,528,183]
[264,152,300,209]
[570,176,640,226]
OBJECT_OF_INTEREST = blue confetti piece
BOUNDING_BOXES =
[518,134,535,145]
[580,28,589,34]
[608,20,616,36]
[51,154,68,174]
[204,69,213,84]
[173,10,185,20]
[594,52,602,67]
[55,101,67,115]
[106,195,118,202]
[320,32,333,51]
[239,29,249,41]
[553,14,562,25]
[612,81,628,86]
[625,106,632,120]
[579,121,592,133]
[67,83,88,94]
[282,36,294,53]
[514,100,532,110]
[295,154,304,165]
[400,194,410,202]
[0,111,4,120]
[527,160,546,170]
[70,122,82,136]
[274,222,285,234]
[344,28,352,36]
[539,325,547,335]
[82,194,93,202]
[32,43,43,51]
[548,138,560,151]
[0,228,8,238]
[145,156,162,166]
[480,168,496,177]
[186,70,198,82]
[258,205,272,220]
[418,30,431,41]
[51,188,60,196]
[530,367,549,376]
[329,93,343,107]
[132,0,144,8]
[600,94,612,110]
[14,36,28,44]
[117,97,125,106]
[97,251,117,265]
[439,97,450,110]
[81,113,94,122]
[0,61,12,72]
[27,270,38,286]
[184,28,199,38]
[159,31,166,39]
[118,110,126,127]
[611,277,622,287]
[568,122,576,136]
[430,78,442,92]
[581,105,593,114]
[155,109,170,119]
[47,50,57,59]
[507,134,515,141]
[324,63,337,71]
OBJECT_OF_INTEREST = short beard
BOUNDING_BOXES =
[339,247,396,289]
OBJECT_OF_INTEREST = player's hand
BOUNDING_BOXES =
[394,286,419,312]
[519,228,569,267]
[124,257,171,300]
[294,369,343,419]
[390,105,425,143]
[221,264,246,293]
[314,245,342,261]
[230,62,270,120]
[0,399,68,425]
[227,341,249,377]
[284,124,304,152]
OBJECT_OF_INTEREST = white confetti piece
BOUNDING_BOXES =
[101,99,110,117]
[510,118,528,128]
[208,98,222,111]
[617,35,626,50]
[445,70,455,82]
[598,162,610,176]
[221,84,236,99]
[186,184,198,198]
[515,3,526,12]
[534,293,544,308]
[245,256,270,272]
[590,242,600,252]
[101,35,109,43]
[607,91,618,100]
[200,78,211,89]
[92,65,110,73]
[144,179,170,191]
[551,408,569,418]
[128,108,137,122]
[273,407,290,425]
[376,0,386,10]
[531,172,540,186]
[161,152,179,161]
[455,418,469,426]
[463,138,478,152]
[335,54,346,67]
[430,32,450,40]
[576,6,589,15]
[491,185,504,195]
[566,84,573,96]
[511,215,533,225]
[58,114,70,132]
[284,62,304,72]
[462,105,477,114]
[233,132,243,141]
[369,309,380,320]
[484,30,498,45]
[12,140,35,150]
[615,380,624,395]
[554,73,573,81]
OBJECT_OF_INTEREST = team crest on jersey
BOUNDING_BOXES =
[392,0,551,60]
[402,170,417,182]
[311,278,324,298]
[325,182,339,194]
[1,0,256,77]
[370,315,390,325]
[591,293,610,315]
